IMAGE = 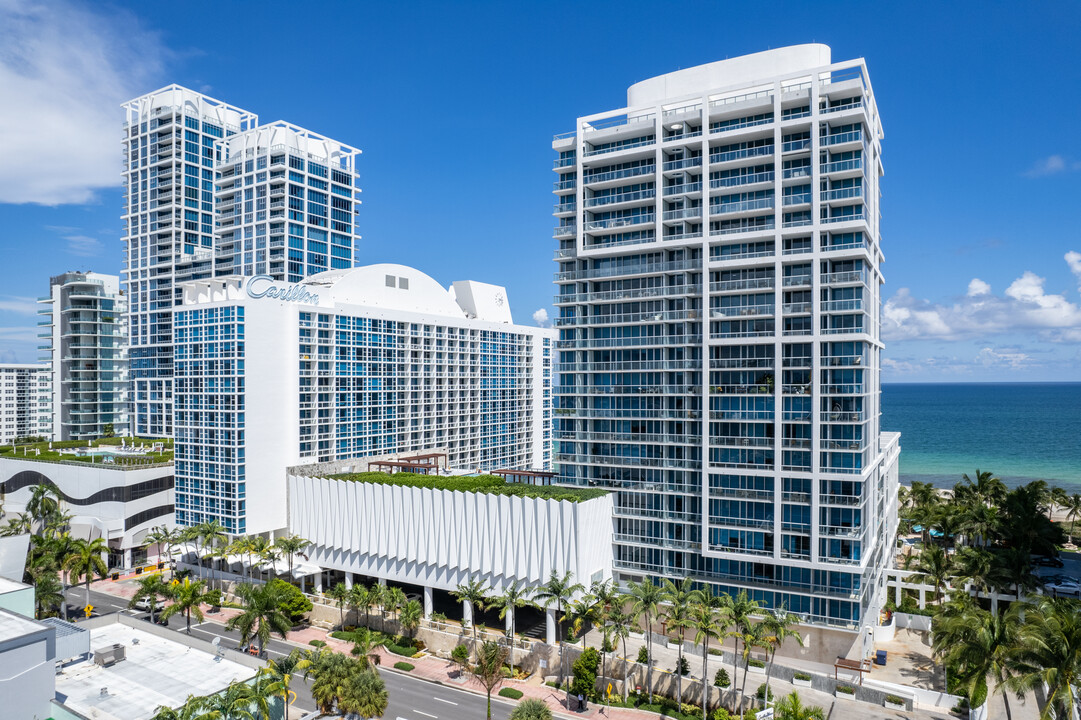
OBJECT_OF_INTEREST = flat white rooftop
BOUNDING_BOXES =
[0,576,28,595]
[55,623,255,720]
[0,606,43,640]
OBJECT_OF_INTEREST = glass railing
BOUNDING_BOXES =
[781,138,811,152]
[822,130,863,146]
[710,145,774,164]
[821,98,864,114]
[662,157,701,171]
[821,158,863,174]
[584,137,656,157]
[584,164,655,184]
[710,116,773,134]
[821,186,863,202]
[710,171,774,189]
[664,182,702,195]
[711,197,774,214]
[782,194,812,206]
[710,277,774,292]
[584,214,655,231]
[662,208,702,221]
[584,189,655,208]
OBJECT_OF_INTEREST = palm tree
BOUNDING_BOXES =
[1050,486,1070,523]
[959,470,1007,508]
[934,602,1022,720]
[473,640,509,720]
[226,581,293,656]
[246,535,270,580]
[350,627,382,669]
[367,582,387,631]
[759,607,803,697]
[340,668,388,719]
[258,648,310,715]
[910,544,953,603]
[1066,493,1081,543]
[349,582,372,629]
[491,581,532,669]
[737,621,770,720]
[626,578,664,697]
[387,585,406,630]
[129,573,171,625]
[510,698,554,720]
[774,691,825,720]
[452,578,491,654]
[954,546,995,599]
[273,533,309,579]
[692,601,726,718]
[328,581,349,629]
[1007,595,1081,720]
[720,589,759,711]
[63,536,108,611]
[960,503,999,548]
[146,525,179,577]
[661,577,697,706]
[988,547,1040,600]
[304,648,354,714]
[607,606,634,702]
[26,482,61,535]
[160,578,212,634]
[194,679,255,719]
[400,599,422,640]
[31,569,64,618]
[0,512,32,536]
[532,570,583,688]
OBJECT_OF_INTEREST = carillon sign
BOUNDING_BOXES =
[246,275,320,305]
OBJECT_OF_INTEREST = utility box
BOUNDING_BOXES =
[93,644,125,667]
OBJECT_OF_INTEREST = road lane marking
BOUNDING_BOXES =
[413,711,437,718]
[433,697,458,705]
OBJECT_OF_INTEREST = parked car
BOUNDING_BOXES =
[1035,556,1065,568]
[1047,581,1081,596]
[133,597,166,612]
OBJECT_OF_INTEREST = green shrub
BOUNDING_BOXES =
[309,639,326,647]
[394,661,415,671]
[748,658,765,668]
[637,646,649,664]
[836,684,856,695]
[328,471,608,502]
[572,646,601,701]
[203,588,222,607]
[268,578,312,623]
[545,680,560,688]
[755,684,773,701]
[499,687,524,700]
[675,656,690,675]
[794,671,811,681]
[885,694,905,705]
[330,630,352,641]
[386,639,416,657]
[432,611,448,623]
[711,709,733,720]
[510,698,553,719]
[713,667,730,688]
[708,648,723,656]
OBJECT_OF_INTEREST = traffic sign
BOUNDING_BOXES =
[83,605,93,618]
[607,683,613,696]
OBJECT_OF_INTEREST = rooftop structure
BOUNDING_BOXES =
[552,44,900,632]
[0,606,56,720]
[38,271,129,441]
[172,263,553,535]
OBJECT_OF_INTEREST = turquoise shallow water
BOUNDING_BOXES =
[882,383,1081,493]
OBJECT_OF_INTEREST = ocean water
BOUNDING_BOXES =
[881,383,1081,493]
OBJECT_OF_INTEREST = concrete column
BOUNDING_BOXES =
[344,572,353,590]
[506,608,513,635]
[122,548,133,569]
[423,586,433,619]
[546,608,557,645]
[301,576,306,593]
[315,572,324,594]
[894,579,901,606]
[918,588,926,609]
[990,594,999,615]
[377,577,387,587]
[462,599,473,627]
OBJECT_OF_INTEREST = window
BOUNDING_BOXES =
[385,275,395,288]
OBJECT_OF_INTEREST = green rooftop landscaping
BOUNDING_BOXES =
[328,471,608,502]
[0,436,174,466]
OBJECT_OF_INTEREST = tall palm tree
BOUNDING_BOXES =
[491,581,533,670]
[246,535,270,580]
[759,607,803,696]
[160,578,212,634]
[340,668,388,719]
[661,578,697,706]
[146,525,179,577]
[45,531,77,619]
[328,581,349,629]
[400,599,422,640]
[626,578,664,697]
[532,570,583,688]
[304,648,353,715]
[348,582,372,629]
[774,691,825,720]
[31,569,64,618]
[1050,486,1070,523]
[367,582,387,630]
[26,482,61,535]
[0,512,32,536]
[607,606,634,702]
[960,503,999,548]
[258,648,310,714]
[473,640,509,720]
[910,544,954,603]
[129,573,171,625]
[1066,493,1081,543]
[719,590,758,711]
[935,602,1022,720]
[959,470,1007,508]
[988,547,1040,600]
[692,601,726,717]
[349,627,383,669]
[193,679,255,719]
[954,546,995,599]
[737,621,770,720]
[273,533,309,579]
[63,536,108,611]
[1007,596,1081,720]
[452,578,490,653]
[226,580,293,656]
[387,585,407,629]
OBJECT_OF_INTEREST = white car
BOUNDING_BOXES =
[1047,581,1081,596]
[134,597,166,612]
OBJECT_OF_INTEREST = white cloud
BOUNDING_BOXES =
[532,308,551,327]
[883,253,1081,342]
[1024,154,1081,178]
[967,278,991,297]
[1067,251,1081,289]
[0,0,166,205]
[0,296,40,315]
[65,234,103,257]
[976,347,1031,370]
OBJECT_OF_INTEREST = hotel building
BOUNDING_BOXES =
[552,45,900,628]
[173,264,554,535]
[38,272,129,441]
[121,86,360,437]
[0,364,51,444]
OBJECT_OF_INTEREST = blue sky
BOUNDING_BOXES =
[1,0,1080,381]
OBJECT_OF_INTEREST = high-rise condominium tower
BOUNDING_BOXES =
[122,87,361,437]
[552,45,900,629]
[38,272,129,440]
[0,364,51,444]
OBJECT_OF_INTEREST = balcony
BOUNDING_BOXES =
[821,186,864,202]
[710,197,774,215]
[710,171,774,190]
[662,157,702,172]
[710,146,774,164]
[781,138,811,153]
[584,137,655,157]
[584,214,655,232]
[554,225,577,238]
[820,158,863,175]
[584,189,655,208]
[662,207,702,222]
[821,129,863,147]
[664,182,702,196]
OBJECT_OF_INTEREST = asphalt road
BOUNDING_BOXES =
[64,586,530,719]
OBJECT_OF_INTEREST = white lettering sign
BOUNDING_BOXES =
[246,275,320,305]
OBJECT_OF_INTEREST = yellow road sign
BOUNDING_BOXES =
[607,683,613,696]
[84,605,93,617]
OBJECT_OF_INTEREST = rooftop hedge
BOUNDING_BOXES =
[327,471,608,503]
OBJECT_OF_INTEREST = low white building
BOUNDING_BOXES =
[0,457,173,566]
[173,264,555,536]
[0,363,51,444]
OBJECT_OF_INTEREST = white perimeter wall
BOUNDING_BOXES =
[289,474,613,592]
